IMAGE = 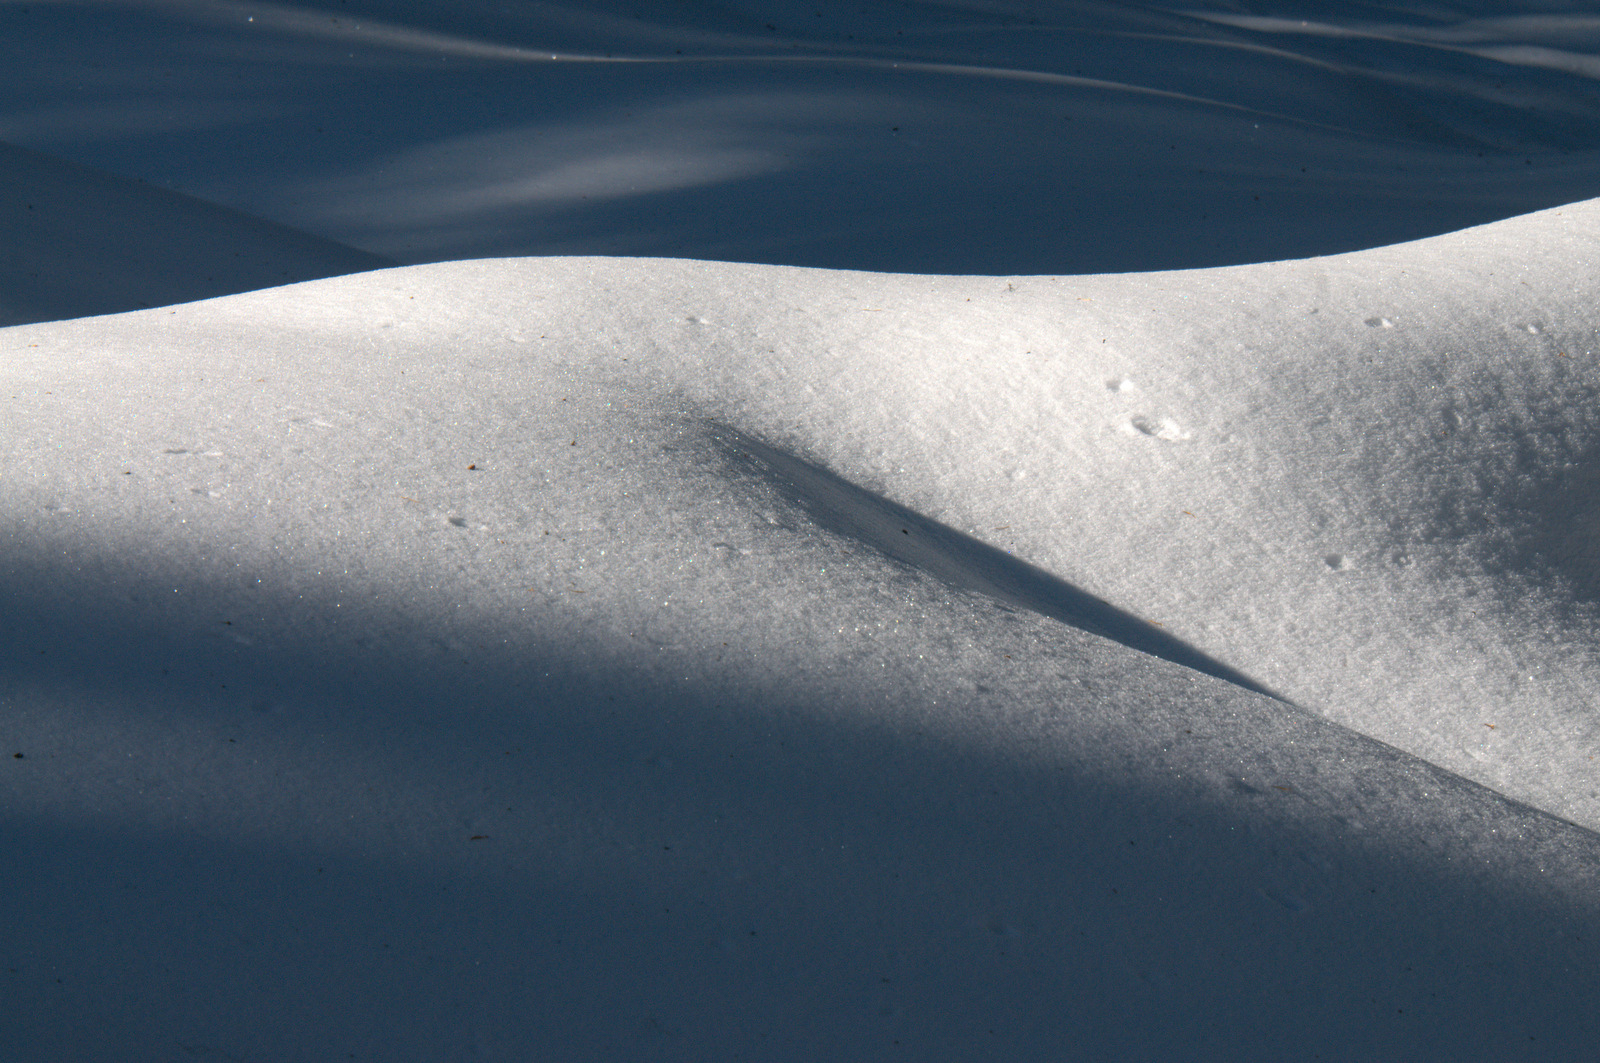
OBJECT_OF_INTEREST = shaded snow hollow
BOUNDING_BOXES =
[4,200,1600,1059]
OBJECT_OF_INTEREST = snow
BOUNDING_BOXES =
[5,2,1600,1059]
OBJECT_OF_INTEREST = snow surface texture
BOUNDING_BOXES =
[8,212,1600,1061]
[5,2,1600,1061]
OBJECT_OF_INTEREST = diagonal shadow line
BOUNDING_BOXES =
[711,423,1291,704]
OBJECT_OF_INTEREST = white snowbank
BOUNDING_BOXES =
[5,201,1600,1058]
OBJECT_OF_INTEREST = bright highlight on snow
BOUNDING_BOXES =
[4,2,1600,1060]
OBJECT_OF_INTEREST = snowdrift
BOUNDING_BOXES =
[5,199,1600,1058]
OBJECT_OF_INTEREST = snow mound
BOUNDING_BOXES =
[4,198,1600,1058]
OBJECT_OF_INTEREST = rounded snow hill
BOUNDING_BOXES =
[3,198,1600,1060]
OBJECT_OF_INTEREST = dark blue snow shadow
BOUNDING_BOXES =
[7,1,1600,277]
[2,532,1600,1060]
[712,423,1289,702]
[0,142,395,327]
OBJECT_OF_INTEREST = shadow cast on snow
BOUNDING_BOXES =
[711,424,1289,703]
[3,454,1600,1059]
[0,141,394,327]
[9,0,1600,300]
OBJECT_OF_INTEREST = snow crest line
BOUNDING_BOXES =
[710,422,1288,704]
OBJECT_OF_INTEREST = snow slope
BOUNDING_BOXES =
[6,1,1600,1060]
[6,206,1600,1059]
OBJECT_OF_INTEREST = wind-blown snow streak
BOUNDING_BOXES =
[714,422,1288,702]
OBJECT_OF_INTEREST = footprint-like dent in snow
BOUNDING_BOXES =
[1363,316,1395,329]
[1107,377,1137,393]
[1130,415,1190,441]
[1325,553,1353,571]
[447,516,468,528]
